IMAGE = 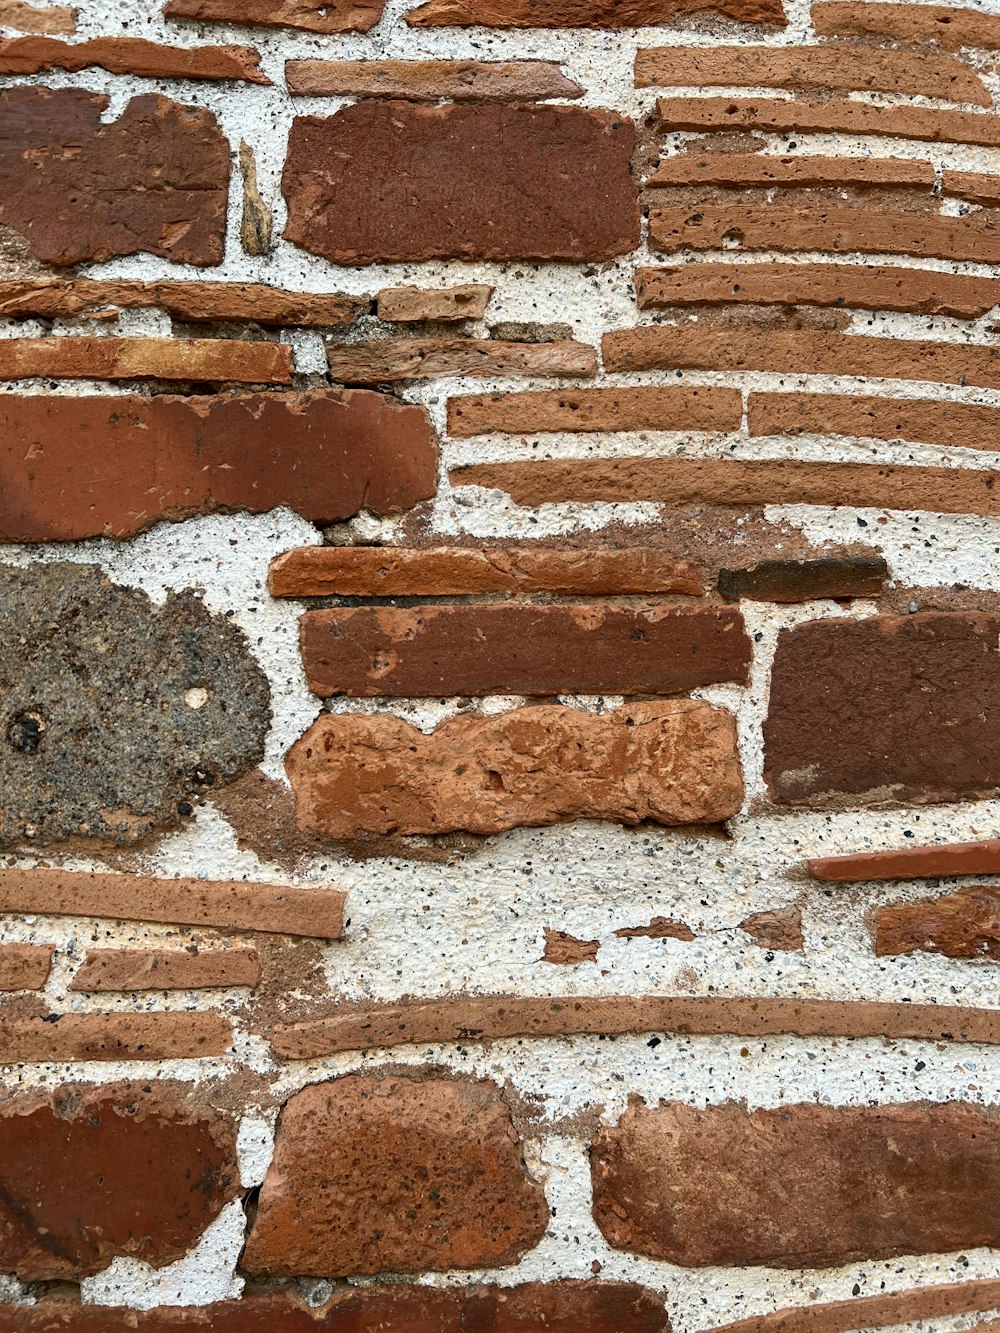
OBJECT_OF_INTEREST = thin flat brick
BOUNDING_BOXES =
[616,917,697,940]
[271,994,1000,1059]
[286,701,744,838]
[299,604,751,697]
[0,870,345,938]
[451,456,1000,516]
[376,283,492,322]
[0,943,53,990]
[749,391,1000,451]
[70,948,262,992]
[269,545,704,597]
[636,46,987,103]
[447,385,742,436]
[242,1074,549,1276]
[592,1101,1000,1267]
[876,888,1000,960]
[646,153,936,189]
[0,1,76,32]
[0,34,269,80]
[765,613,1000,806]
[286,58,583,99]
[0,337,292,384]
[809,839,1000,882]
[943,169,1000,206]
[0,1013,232,1064]
[283,102,639,264]
[603,326,1000,390]
[812,2,1000,50]
[634,262,1000,319]
[327,338,597,383]
[0,390,436,542]
[0,88,228,266]
[656,96,1000,147]
[164,0,386,31]
[718,557,888,602]
[407,0,786,26]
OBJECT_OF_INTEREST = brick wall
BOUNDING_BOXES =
[1,0,1000,1330]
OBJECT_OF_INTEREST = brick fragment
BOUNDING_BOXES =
[299,605,750,697]
[0,1085,238,1279]
[239,140,272,256]
[242,1074,550,1275]
[634,262,1000,318]
[876,888,1000,960]
[327,338,597,383]
[376,283,492,322]
[647,153,935,190]
[0,1,75,32]
[656,96,1000,147]
[616,917,696,940]
[809,839,1000,882]
[283,102,639,264]
[717,557,888,602]
[0,390,436,542]
[765,613,1000,806]
[636,46,987,103]
[271,994,1000,1059]
[543,928,600,963]
[287,58,583,100]
[286,702,744,838]
[164,0,386,31]
[451,456,1000,516]
[943,169,1000,206]
[0,943,53,990]
[0,1013,232,1064]
[0,34,269,80]
[269,545,704,597]
[739,906,803,950]
[448,385,742,436]
[812,2,1000,50]
[0,337,291,384]
[749,391,1000,451]
[0,88,228,266]
[591,1100,1000,1267]
[407,0,786,26]
[0,870,344,938]
[71,947,262,992]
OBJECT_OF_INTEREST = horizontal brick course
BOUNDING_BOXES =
[749,391,1000,450]
[809,839,1000,881]
[703,1279,1000,1333]
[0,336,292,383]
[812,1,1000,50]
[0,943,53,991]
[286,57,583,99]
[70,947,262,992]
[164,0,386,30]
[327,337,597,382]
[447,385,742,435]
[376,283,492,322]
[0,1012,233,1063]
[0,34,269,80]
[407,0,786,24]
[646,153,936,189]
[942,169,1000,206]
[0,0,76,32]
[717,556,887,602]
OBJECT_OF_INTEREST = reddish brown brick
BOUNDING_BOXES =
[739,906,803,951]
[376,283,492,322]
[448,385,741,436]
[616,917,696,940]
[592,1100,1000,1267]
[0,943,53,990]
[875,888,1000,960]
[0,337,291,384]
[299,604,750,697]
[0,88,228,266]
[407,0,786,26]
[0,34,269,80]
[0,390,435,542]
[943,169,1000,206]
[70,947,262,992]
[0,1085,238,1280]
[242,1074,549,1276]
[809,839,1000,882]
[164,0,386,31]
[327,337,596,383]
[717,557,888,602]
[283,102,639,264]
[0,1013,232,1062]
[703,1278,1000,1333]
[286,701,744,837]
[543,928,600,964]
[750,392,1000,450]
[646,153,935,190]
[765,613,1000,806]
[287,57,583,99]
[0,1,76,32]
[812,1,1000,50]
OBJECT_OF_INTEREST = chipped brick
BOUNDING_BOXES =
[70,948,262,992]
[286,57,583,99]
[327,337,596,383]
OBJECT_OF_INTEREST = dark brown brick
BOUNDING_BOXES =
[876,887,1000,960]
[718,557,888,602]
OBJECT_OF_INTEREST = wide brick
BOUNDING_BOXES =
[943,169,1000,206]
[70,947,262,992]
[451,457,1000,515]
[706,1279,1000,1333]
[0,88,228,266]
[0,0,76,32]
[286,701,744,837]
[269,545,704,597]
[634,262,1000,318]
[0,870,345,939]
[283,102,638,264]
[0,943,53,990]
[376,283,492,322]
[809,839,1000,881]
[812,1,1000,50]
[646,153,936,189]
[327,337,596,383]
[0,1086,238,1280]
[636,46,987,102]
[0,337,292,384]
[591,1100,1000,1267]
[286,57,583,99]
[0,34,269,80]
[875,888,1000,960]
[242,1074,549,1275]
[603,326,1000,390]
[0,390,436,542]
[164,0,386,30]
[749,392,1000,451]
[0,1013,232,1062]
[765,613,1000,806]
[447,385,741,436]
[718,557,888,602]
[299,605,750,697]
[656,96,1000,147]
[407,0,786,25]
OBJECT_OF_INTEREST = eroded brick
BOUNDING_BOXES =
[164,0,386,31]
[0,34,269,80]
[0,1013,232,1062]
[0,0,76,32]
[717,557,888,602]
[876,888,1000,960]
[70,948,262,992]
[407,0,786,26]
[376,283,492,322]
[327,337,596,382]
[0,943,53,990]
[286,57,583,99]
[0,336,291,383]
[812,1,1000,50]
[646,153,936,189]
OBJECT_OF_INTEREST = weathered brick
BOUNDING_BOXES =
[616,917,696,940]
[286,701,744,837]
[269,545,704,597]
[876,888,1000,960]
[0,870,345,938]
[0,0,76,32]
[0,1086,238,1279]
[70,947,262,992]
[448,385,741,436]
[943,169,1000,206]
[739,906,803,951]
[327,337,597,383]
[0,1013,232,1062]
[543,928,600,963]
[809,839,1000,882]
[765,613,1000,806]
[239,140,271,256]
[164,0,386,31]
[750,391,1000,450]
[376,283,492,322]
[636,46,987,102]
[704,1278,1000,1333]
[812,1,1000,50]
[0,88,228,266]
[717,557,888,602]
[0,337,291,384]
[0,943,53,991]
[242,1074,549,1275]
[0,390,435,541]
[407,0,786,26]
[591,1101,1000,1267]
[0,34,268,80]
[646,153,936,189]
[283,102,638,264]
[286,57,583,99]
[299,605,751,697]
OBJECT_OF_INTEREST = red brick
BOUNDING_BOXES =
[543,929,600,963]
[812,1,1000,50]
[286,57,583,99]
[283,102,638,264]
[447,385,741,435]
[0,1085,238,1280]
[0,943,53,990]
[0,1013,232,1062]
[164,0,386,30]
[327,337,596,383]
[875,887,1000,960]
[942,169,1000,206]
[750,391,1000,450]
[70,947,262,992]
[765,613,1000,806]
[376,283,492,322]
[0,34,268,80]
[298,604,750,697]
[0,390,436,542]
[646,153,936,190]
[739,906,803,950]
[407,0,786,26]
[0,1,76,32]
[809,839,1000,882]
[242,1074,549,1276]
[717,557,887,602]
[592,1100,1000,1267]
[0,88,228,266]
[0,337,291,384]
